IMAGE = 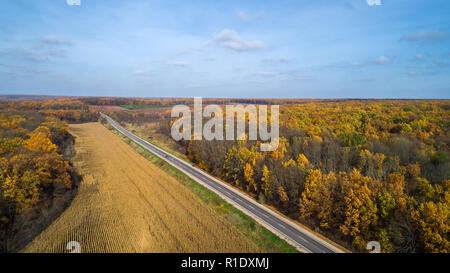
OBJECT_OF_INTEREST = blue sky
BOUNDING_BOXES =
[0,0,449,98]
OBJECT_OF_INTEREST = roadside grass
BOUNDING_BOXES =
[106,123,298,253]
[120,104,174,110]
[126,122,188,160]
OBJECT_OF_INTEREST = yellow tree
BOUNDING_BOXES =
[299,169,322,220]
[296,153,309,169]
[244,163,257,192]
[412,201,449,252]
[300,169,337,229]
[277,186,289,208]
[270,137,288,160]
[25,126,57,153]
[340,170,379,250]
[261,165,273,200]
[2,170,40,212]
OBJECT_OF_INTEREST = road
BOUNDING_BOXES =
[100,113,344,253]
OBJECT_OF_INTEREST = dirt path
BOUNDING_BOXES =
[22,122,258,253]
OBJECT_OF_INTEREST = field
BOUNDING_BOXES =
[22,123,258,253]
[88,105,127,112]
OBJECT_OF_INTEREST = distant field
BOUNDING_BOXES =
[22,123,258,253]
[120,104,174,110]
[88,105,126,112]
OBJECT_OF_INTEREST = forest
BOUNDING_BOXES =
[0,98,98,251]
[1,96,448,253]
[105,98,449,253]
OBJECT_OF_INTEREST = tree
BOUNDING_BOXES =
[415,178,435,202]
[2,170,40,213]
[25,126,57,153]
[412,201,449,252]
[339,170,379,250]
[299,169,322,220]
[299,169,336,229]
[244,163,257,192]
[261,165,274,200]
[277,186,289,208]
[377,190,396,221]
[296,153,309,169]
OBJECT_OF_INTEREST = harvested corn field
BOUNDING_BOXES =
[22,122,258,253]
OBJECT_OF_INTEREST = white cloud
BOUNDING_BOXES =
[401,30,450,43]
[0,48,49,62]
[236,11,266,22]
[415,54,425,61]
[133,69,154,76]
[324,56,392,69]
[412,53,432,61]
[406,70,438,76]
[66,0,81,6]
[1,35,72,63]
[173,47,203,55]
[253,72,276,76]
[39,35,72,46]
[0,63,51,75]
[263,57,291,63]
[189,70,208,74]
[366,0,381,6]
[211,29,265,52]
[407,61,448,70]
[368,56,391,65]
[360,77,375,82]
[348,56,391,66]
[295,74,314,80]
[166,61,189,67]
[185,84,208,88]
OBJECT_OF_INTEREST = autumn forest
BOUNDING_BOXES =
[106,98,449,253]
[0,96,449,253]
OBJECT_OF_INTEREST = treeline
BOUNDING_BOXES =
[0,99,98,251]
[82,96,390,106]
[151,100,449,252]
[107,109,169,124]
[0,100,99,123]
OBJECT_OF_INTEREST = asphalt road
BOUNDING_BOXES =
[101,113,343,253]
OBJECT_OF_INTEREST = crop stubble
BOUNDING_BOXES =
[22,122,258,253]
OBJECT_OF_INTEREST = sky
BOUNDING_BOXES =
[0,0,449,99]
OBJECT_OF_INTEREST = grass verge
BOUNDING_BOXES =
[105,123,298,253]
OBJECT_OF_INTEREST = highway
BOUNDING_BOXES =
[101,113,343,253]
